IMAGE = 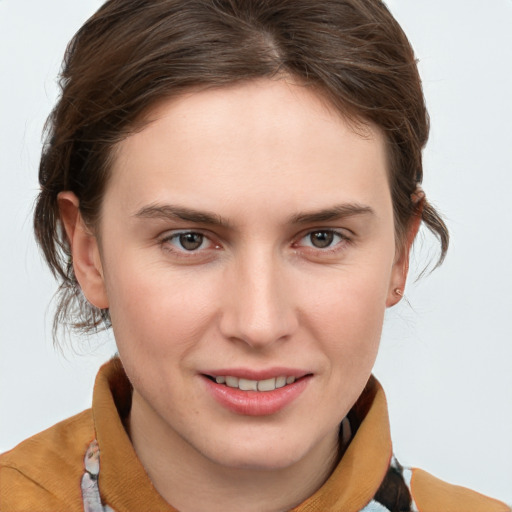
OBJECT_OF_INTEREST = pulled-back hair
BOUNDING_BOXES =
[34,0,449,337]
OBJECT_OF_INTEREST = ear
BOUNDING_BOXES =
[58,192,109,309]
[386,194,424,307]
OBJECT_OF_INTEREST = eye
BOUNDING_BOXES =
[163,231,214,252]
[298,230,346,249]
[177,232,205,251]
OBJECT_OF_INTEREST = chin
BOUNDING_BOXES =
[201,428,327,473]
[213,451,302,472]
[198,435,306,472]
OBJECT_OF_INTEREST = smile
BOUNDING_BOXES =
[212,375,297,392]
[203,372,312,416]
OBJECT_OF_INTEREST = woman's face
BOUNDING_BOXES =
[85,79,405,470]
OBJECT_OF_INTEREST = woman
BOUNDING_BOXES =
[1,1,510,511]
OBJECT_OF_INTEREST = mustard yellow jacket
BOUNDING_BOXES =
[1,358,509,512]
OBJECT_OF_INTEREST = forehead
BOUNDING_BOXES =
[107,79,390,222]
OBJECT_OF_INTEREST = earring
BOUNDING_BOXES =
[394,288,403,297]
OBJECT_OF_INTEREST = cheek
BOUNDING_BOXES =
[103,258,219,358]
[300,265,390,361]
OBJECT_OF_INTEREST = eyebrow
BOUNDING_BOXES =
[134,204,232,228]
[133,202,375,228]
[289,203,375,224]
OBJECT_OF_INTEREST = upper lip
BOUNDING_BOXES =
[202,367,311,380]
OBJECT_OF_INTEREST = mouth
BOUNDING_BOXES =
[202,371,312,416]
[203,374,308,392]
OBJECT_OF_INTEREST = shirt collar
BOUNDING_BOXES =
[93,358,392,512]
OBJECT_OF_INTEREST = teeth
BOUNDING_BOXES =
[213,375,298,391]
[239,378,258,391]
[225,376,239,388]
[257,378,276,391]
[275,376,287,389]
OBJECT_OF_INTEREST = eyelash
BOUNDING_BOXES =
[160,231,219,257]
[159,229,351,258]
[294,229,349,253]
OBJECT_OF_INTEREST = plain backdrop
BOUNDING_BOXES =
[1,0,511,505]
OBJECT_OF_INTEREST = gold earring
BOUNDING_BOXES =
[394,288,403,297]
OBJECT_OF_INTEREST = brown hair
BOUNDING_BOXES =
[34,0,449,337]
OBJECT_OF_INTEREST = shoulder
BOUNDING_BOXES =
[409,467,511,512]
[0,409,94,512]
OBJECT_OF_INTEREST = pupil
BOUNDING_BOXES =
[179,233,203,250]
[311,231,333,248]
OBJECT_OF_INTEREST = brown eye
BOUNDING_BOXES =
[309,231,335,248]
[178,232,204,251]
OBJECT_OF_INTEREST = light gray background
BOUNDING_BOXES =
[1,0,511,504]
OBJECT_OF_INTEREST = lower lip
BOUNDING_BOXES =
[203,376,311,416]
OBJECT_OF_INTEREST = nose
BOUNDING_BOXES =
[219,250,298,349]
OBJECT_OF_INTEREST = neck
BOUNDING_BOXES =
[127,390,341,512]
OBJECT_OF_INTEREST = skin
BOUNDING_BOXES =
[59,78,418,512]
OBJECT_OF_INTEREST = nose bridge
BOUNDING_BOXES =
[220,247,296,348]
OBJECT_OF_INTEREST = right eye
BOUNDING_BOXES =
[175,232,206,251]
[161,231,217,254]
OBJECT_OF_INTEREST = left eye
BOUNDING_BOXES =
[166,232,210,251]
[299,230,344,249]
